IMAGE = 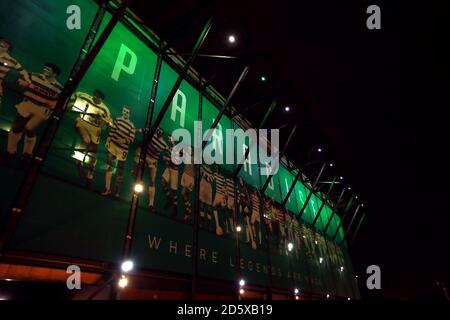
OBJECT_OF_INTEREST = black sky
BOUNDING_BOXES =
[129,0,450,299]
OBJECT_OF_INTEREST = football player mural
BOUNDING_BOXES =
[68,89,112,189]
[101,106,136,198]
[250,187,262,246]
[224,174,236,236]
[212,164,226,236]
[199,162,215,232]
[4,63,62,167]
[0,38,30,105]
[237,177,254,248]
[161,135,181,218]
[292,213,302,258]
[180,146,195,223]
[134,127,168,212]
[263,196,274,236]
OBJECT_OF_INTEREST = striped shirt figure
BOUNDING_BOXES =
[215,170,226,197]
[0,38,30,97]
[226,177,236,210]
[199,163,214,207]
[20,72,63,110]
[6,63,61,164]
[70,91,111,128]
[251,191,260,217]
[183,160,195,177]
[213,167,227,209]
[292,217,301,249]
[147,131,169,161]
[165,138,182,170]
[105,107,135,162]
[201,164,215,183]
[108,116,135,150]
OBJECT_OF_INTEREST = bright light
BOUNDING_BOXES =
[326,294,330,299]
[314,240,318,245]
[295,296,299,300]
[239,279,245,287]
[134,182,144,193]
[239,288,245,295]
[348,187,351,190]
[340,266,344,272]
[72,150,89,163]
[329,163,334,167]
[302,235,306,239]
[287,242,294,252]
[317,148,322,153]
[319,257,323,264]
[347,297,351,301]
[0,297,6,300]
[260,75,267,82]
[284,106,290,112]
[355,196,358,199]
[355,275,359,279]
[0,125,11,133]
[228,35,236,43]
[118,275,128,288]
[340,176,343,180]
[236,225,242,232]
[294,288,299,295]
[361,204,364,207]
[121,260,134,273]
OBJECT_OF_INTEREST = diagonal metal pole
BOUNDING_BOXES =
[323,186,346,234]
[349,212,366,246]
[122,17,213,259]
[190,82,204,300]
[233,100,276,177]
[340,204,362,245]
[260,121,299,194]
[144,17,213,151]
[255,133,273,300]
[0,0,128,254]
[281,169,302,207]
[311,176,337,227]
[297,161,327,220]
[191,66,249,298]
[201,66,249,149]
[331,197,354,241]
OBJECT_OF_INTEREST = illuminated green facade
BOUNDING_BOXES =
[0,0,359,298]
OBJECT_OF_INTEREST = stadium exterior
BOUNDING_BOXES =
[0,0,360,300]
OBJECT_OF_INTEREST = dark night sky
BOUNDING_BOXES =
[129,0,450,299]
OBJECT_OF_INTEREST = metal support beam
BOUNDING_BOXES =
[202,66,249,149]
[297,161,327,220]
[340,204,362,245]
[331,197,354,241]
[256,132,273,300]
[350,212,366,246]
[260,121,299,194]
[281,169,302,207]
[233,100,276,177]
[191,65,249,298]
[166,53,239,60]
[323,186,346,234]
[145,17,213,151]
[190,82,204,300]
[311,176,337,227]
